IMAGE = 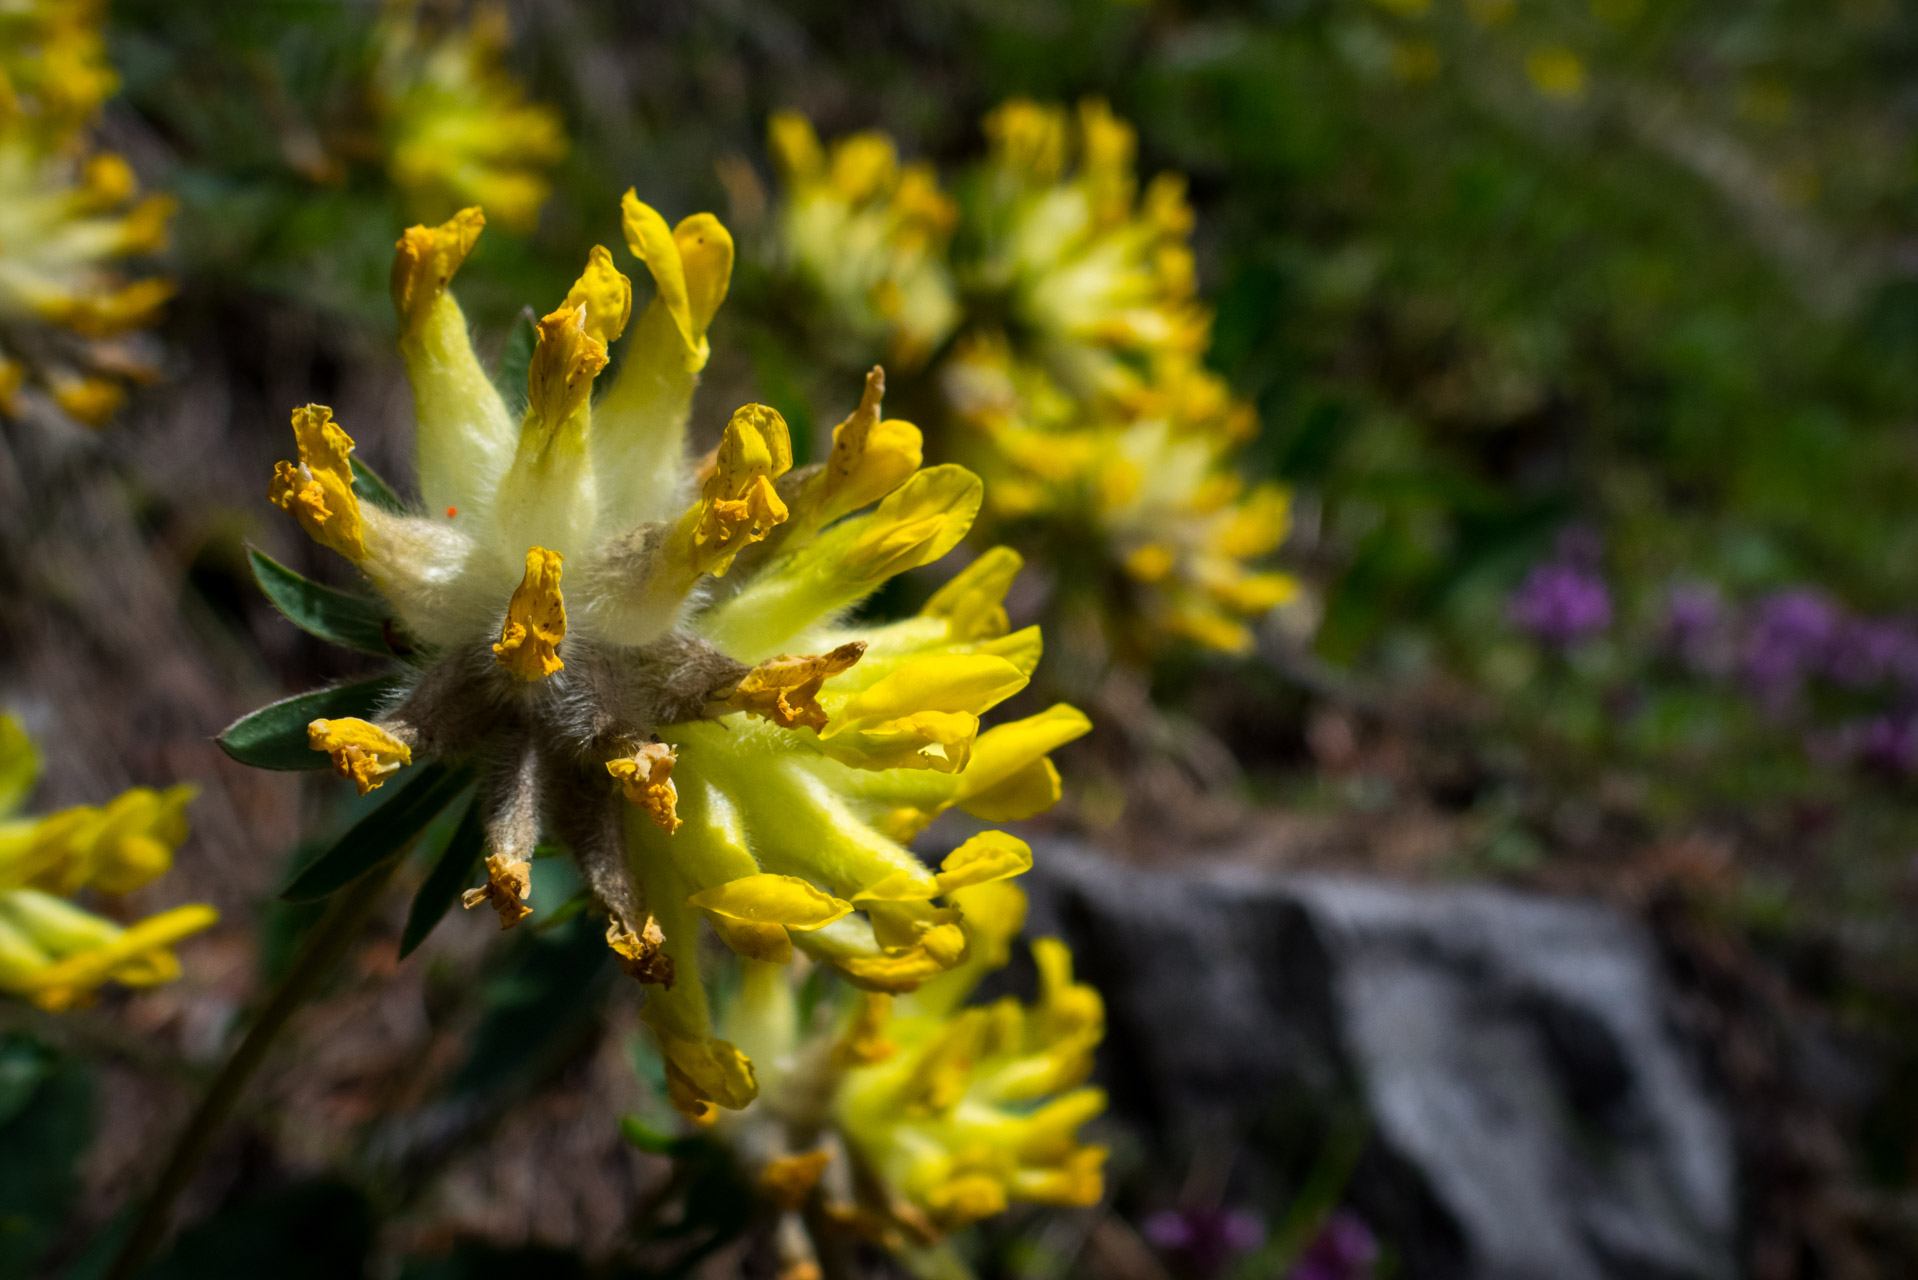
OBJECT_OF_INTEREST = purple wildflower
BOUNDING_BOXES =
[1288,1211,1379,1280]
[1665,582,1728,674]
[1509,562,1612,645]
[1857,713,1918,775]
[1742,590,1839,707]
[1144,1207,1267,1278]
[1824,618,1918,692]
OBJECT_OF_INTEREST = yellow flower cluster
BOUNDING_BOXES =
[265,199,1088,1122]
[707,882,1105,1274]
[0,716,216,1011]
[0,0,174,428]
[373,1,567,232]
[770,100,1297,654]
[768,112,960,370]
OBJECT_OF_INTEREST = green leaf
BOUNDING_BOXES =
[619,1114,677,1155]
[0,714,40,817]
[0,1036,92,1278]
[247,546,403,657]
[492,307,538,413]
[280,763,471,901]
[216,675,407,771]
[399,795,485,958]
[350,456,405,513]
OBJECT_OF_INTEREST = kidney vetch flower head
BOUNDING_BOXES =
[372,0,567,232]
[0,715,216,1011]
[690,880,1105,1278]
[772,100,1295,657]
[256,197,1089,1118]
[766,110,960,372]
[0,0,175,428]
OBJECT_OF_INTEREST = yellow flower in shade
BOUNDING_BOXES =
[0,715,215,1011]
[769,111,961,370]
[0,3,173,430]
[258,199,1089,1120]
[0,0,119,148]
[945,334,1297,654]
[695,881,1105,1276]
[778,101,1296,656]
[372,1,566,232]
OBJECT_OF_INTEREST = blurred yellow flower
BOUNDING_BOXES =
[0,715,216,1011]
[702,881,1106,1274]
[0,0,173,429]
[768,112,961,370]
[373,1,567,232]
[772,101,1299,657]
[1526,47,1590,102]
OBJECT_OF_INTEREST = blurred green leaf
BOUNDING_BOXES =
[399,795,485,958]
[216,675,407,772]
[248,546,405,658]
[0,1037,92,1278]
[281,763,471,901]
[0,715,40,817]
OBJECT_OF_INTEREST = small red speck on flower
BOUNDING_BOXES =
[446,506,458,518]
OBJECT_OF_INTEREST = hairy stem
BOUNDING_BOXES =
[103,857,402,1280]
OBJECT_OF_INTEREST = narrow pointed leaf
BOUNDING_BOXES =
[247,546,401,657]
[350,457,405,513]
[492,307,538,413]
[216,675,407,771]
[399,795,485,957]
[281,763,471,901]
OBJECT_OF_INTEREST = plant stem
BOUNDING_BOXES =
[103,857,401,1280]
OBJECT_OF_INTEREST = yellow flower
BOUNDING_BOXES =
[769,111,960,369]
[781,101,1298,656]
[0,0,119,148]
[259,200,1089,1119]
[0,714,215,1010]
[372,1,566,232]
[0,3,172,430]
[696,882,1106,1274]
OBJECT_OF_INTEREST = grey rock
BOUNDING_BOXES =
[1018,841,1737,1280]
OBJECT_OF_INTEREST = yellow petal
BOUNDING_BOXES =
[391,207,486,336]
[813,710,979,773]
[689,873,853,930]
[815,367,924,522]
[829,655,1029,734]
[525,303,609,438]
[607,914,674,984]
[921,546,1023,641]
[713,642,864,731]
[683,403,794,578]
[935,831,1033,895]
[562,245,634,346]
[307,718,411,795]
[460,852,532,929]
[843,465,982,580]
[833,991,897,1065]
[956,757,1062,823]
[953,704,1090,817]
[654,1027,758,1115]
[493,547,566,681]
[607,743,680,832]
[16,903,218,1012]
[268,405,366,561]
[768,110,825,181]
[759,1150,834,1212]
[621,193,734,370]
